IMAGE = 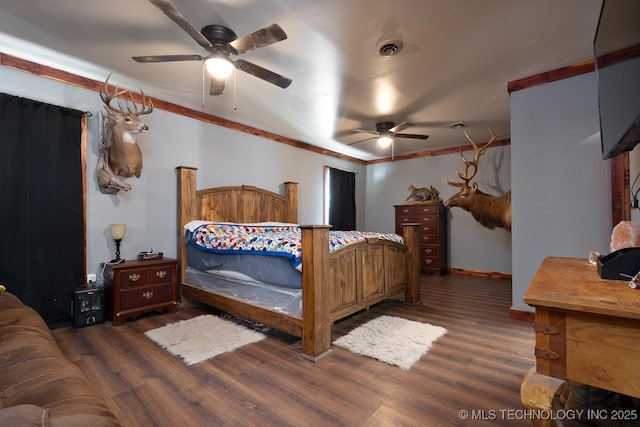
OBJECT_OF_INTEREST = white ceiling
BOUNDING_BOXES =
[0,0,637,161]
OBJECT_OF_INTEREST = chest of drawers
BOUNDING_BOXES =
[106,258,178,326]
[394,202,447,274]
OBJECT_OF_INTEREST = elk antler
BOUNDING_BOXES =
[443,126,510,189]
[100,73,153,116]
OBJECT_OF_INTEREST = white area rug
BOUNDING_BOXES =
[332,315,447,370]
[144,315,266,365]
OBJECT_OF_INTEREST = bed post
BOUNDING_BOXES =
[402,223,421,304]
[299,224,332,360]
[176,166,198,303]
[283,182,298,223]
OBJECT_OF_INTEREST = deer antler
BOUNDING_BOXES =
[128,88,153,116]
[100,73,129,114]
[100,73,153,115]
[443,126,510,188]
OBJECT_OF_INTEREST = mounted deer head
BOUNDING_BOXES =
[443,127,512,232]
[98,73,153,194]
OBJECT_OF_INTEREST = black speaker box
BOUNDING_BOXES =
[73,288,105,327]
[597,247,640,280]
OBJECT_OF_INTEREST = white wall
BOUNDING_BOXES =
[1,63,515,287]
[0,66,365,284]
[365,146,512,274]
[510,71,612,312]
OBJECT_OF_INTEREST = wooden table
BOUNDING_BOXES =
[521,256,640,426]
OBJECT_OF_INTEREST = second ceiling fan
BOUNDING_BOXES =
[349,121,429,147]
[132,0,292,95]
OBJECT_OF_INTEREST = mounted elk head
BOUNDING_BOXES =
[97,73,153,194]
[443,127,512,233]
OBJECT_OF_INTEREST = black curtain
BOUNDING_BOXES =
[328,167,356,231]
[0,93,84,326]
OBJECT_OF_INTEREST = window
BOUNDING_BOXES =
[324,166,356,230]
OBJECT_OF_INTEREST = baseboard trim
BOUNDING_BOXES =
[509,307,535,322]
[446,267,512,280]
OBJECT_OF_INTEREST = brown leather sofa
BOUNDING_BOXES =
[0,290,120,426]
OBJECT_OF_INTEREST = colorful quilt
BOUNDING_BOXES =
[188,223,404,269]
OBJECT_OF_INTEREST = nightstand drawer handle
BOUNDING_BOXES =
[142,291,154,299]
[129,273,141,282]
[156,270,167,279]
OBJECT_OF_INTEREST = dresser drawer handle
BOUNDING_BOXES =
[142,291,154,299]
[129,273,141,282]
[422,217,430,222]
[424,248,432,254]
[425,259,432,264]
[423,226,430,232]
[402,209,410,214]
[156,270,167,279]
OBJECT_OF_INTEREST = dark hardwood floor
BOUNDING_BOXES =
[52,274,537,426]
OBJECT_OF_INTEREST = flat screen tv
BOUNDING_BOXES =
[594,0,640,159]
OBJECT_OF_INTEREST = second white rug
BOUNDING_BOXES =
[332,315,447,370]
[144,314,266,365]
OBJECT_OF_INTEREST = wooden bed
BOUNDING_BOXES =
[176,166,420,360]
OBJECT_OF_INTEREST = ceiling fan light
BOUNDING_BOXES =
[377,135,393,148]
[205,56,234,79]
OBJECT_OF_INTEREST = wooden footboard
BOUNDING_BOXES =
[329,226,420,320]
[176,166,420,360]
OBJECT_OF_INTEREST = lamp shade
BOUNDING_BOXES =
[205,56,234,79]
[377,134,393,148]
[109,223,126,240]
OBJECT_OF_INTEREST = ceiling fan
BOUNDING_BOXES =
[348,121,429,148]
[132,0,292,95]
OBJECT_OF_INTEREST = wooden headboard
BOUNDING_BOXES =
[197,184,298,223]
[175,166,299,282]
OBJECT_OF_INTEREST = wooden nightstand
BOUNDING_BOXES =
[106,258,178,326]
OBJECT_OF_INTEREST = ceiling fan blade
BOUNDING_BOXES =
[347,136,377,146]
[228,24,287,55]
[209,76,225,95]
[389,121,413,133]
[351,129,380,135]
[132,54,203,63]
[392,133,429,140]
[148,0,213,51]
[234,59,292,88]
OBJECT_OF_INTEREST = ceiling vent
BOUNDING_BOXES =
[376,39,403,57]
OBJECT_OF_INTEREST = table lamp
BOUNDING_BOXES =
[109,223,126,263]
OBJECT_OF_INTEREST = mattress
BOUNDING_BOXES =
[184,266,302,318]
[186,243,302,289]
[185,220,404,272]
